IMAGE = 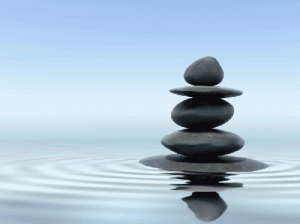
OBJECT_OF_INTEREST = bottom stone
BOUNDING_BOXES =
[139,154,268,173]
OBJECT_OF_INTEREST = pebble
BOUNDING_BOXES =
[139,154,269,173]
[170,86,242,98]
[171,98,234,129]
[161,129,245,156]
[184,56,224,86]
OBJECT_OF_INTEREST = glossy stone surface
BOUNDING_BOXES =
[171,98,234,129]
[170,86,242,98]
[139,154,269,173]
[184,56,224,86]
[161,129,245,156]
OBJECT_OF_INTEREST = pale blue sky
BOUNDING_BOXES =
[0,0,299,137]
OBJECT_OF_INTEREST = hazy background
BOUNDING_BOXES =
[1,0,299,145]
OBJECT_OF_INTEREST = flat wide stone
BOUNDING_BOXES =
[161,129,245,156]
[170,86,242,98]
[171,98,234,129]
[139,154,268,173]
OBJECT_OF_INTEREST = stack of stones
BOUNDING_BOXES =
[161,56,245,158]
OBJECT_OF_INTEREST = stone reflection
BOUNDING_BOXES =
[183,192,227,222]
[171,172,242,222]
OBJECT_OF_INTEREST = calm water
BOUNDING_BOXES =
[0,130,299,224]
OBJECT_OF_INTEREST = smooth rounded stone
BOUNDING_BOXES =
[171,98,234,129]
[161,129,245,156]
[184,56,224,86]
[182,192,227,222]
[139,154,269,173]
[170,86,242,98]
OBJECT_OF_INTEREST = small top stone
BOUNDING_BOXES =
[184,56,224,86]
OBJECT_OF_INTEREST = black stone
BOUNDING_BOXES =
[139,154,269,173]
[161,129,245,156]
[171,98,234,129]
[184,56,224,86]
[170,86,242,98]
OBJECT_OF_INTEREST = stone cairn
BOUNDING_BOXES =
[140,57,268,221]
[140,56,267,173]
[161,56,244,158]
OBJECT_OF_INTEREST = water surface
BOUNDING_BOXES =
[0,134,299,224]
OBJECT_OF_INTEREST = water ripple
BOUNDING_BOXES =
[0,154,299,204]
